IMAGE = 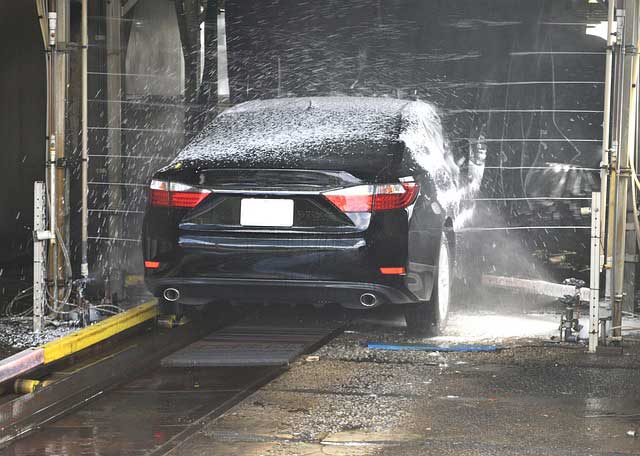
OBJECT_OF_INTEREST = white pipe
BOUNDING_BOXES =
[48,5,59,311]
[81,0,88,278]
[47,8,57,247]
[600,0,615,259]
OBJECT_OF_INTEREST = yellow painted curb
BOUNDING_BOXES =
[41,300,158,364]
[125,274,144,286]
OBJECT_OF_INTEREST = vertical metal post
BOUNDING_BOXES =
[606,8,626,317]
[601,0,615,258]
[217,0,230,108]
[81,0,89,278]
[589,192,602,353]
[55,0,69,292]
[47,0,59,312]
[33,182,47,333]
[612,0,639,344]
[106,0,123,295]
[175,0,204,138]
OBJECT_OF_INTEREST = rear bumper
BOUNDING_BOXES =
[146,277,417,309]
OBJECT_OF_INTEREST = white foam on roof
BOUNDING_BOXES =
[173,96,417,166]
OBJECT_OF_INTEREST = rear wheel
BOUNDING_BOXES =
[404,233,451,336]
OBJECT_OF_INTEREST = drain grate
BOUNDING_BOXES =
[161,325,339,367]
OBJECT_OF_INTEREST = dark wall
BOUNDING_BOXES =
[224,0,607,279]
[0,2,46,264]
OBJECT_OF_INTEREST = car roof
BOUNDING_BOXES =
[171,96,442,171]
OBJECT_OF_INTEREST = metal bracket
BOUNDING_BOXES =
[625,254,640,263]
[618,165,632,177]
[55,157,81,169]
[34,230,54,242]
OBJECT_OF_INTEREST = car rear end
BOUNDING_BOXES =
[142,163,428,309]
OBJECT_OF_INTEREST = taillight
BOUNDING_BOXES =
[323,185,375,212]
[322,180,419,213]
[373,182,419,211]
[149,180,211,208]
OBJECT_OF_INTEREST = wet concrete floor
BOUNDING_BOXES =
[4,366,280,456]
[165,317,640,455]
[5,297,640,455]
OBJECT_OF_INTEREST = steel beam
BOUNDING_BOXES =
[611,0,640,343]
[55,0,70,298]
[106,0,124,296]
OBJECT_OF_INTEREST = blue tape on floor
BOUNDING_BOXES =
[367,343,503,352]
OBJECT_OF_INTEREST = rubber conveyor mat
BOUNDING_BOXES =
[161,324,339,367]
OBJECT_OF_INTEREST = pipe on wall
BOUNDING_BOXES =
[81,0,88,278]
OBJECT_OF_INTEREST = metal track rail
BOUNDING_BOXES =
[0,313,225,449]
[0,308,343,454]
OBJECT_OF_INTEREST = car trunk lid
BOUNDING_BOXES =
[177,169,371,233]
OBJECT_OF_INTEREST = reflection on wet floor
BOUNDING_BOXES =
[4,367,278,456]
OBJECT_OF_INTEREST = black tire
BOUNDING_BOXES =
[404,233,451,336]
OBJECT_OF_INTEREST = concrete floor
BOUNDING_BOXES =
[165,304,640,455]
[6,294,640,455]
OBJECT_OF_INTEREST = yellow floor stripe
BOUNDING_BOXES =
[41,300,158,364]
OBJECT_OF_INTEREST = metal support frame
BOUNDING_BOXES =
[106,0,124,298]
[605,8,626,320]
[81,0,88,278]
[611,0,640,344]
[601,0,615,256]
[33,182,47,333]
[46,1,59,313]
[54,0,70,309]
[589,192,602,353]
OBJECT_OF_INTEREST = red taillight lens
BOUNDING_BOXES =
[144,261,160,269]
[373,182,419,211]
[150,190,209,208]
[149,180,211,208]
[322,181,419,213]
[322,185,374,212]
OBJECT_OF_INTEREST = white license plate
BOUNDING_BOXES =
[240,198,294,227]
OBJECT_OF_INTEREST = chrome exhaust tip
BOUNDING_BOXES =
[163,288,180,302]
[360,293,378,307]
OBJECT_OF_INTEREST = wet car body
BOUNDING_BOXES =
[142,97,484,330]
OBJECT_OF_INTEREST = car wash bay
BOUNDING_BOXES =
[3,0,640,455]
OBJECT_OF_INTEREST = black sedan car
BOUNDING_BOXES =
[142,97,484,335]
